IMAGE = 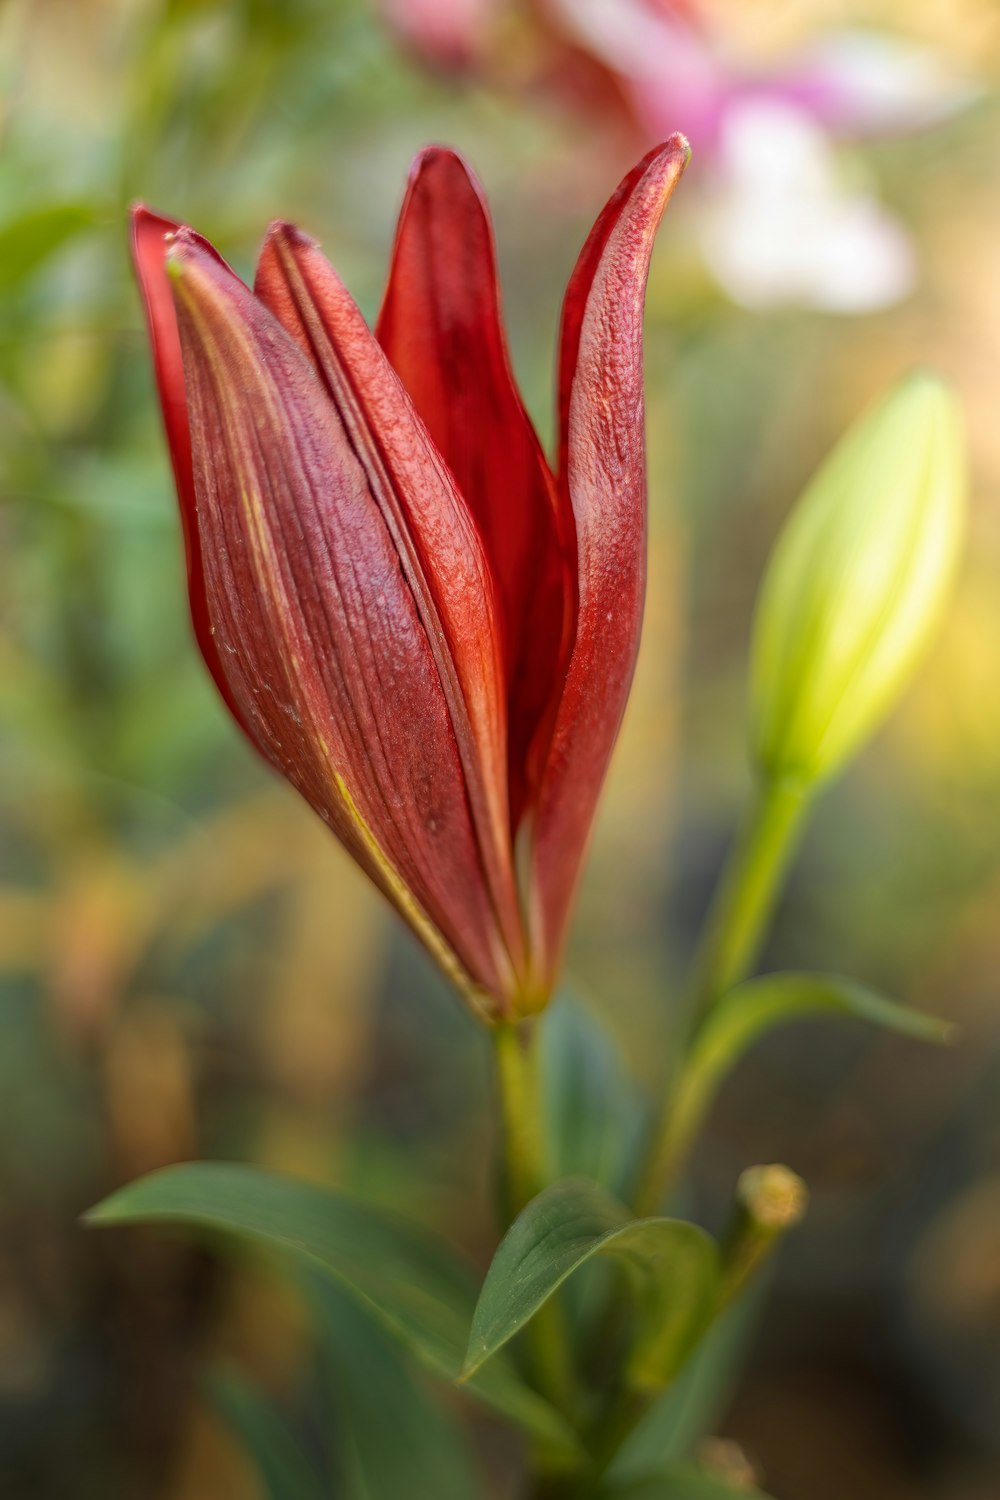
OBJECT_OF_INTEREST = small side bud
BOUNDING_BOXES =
[737,1162,809,1231]
[722,1163,808,1303]
[697,1437,761,1491]
[751,373,966,787]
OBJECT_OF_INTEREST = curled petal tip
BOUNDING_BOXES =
[131,203,185,239]
[162,227,212,278]
[403,146,483,204]
[130,201,165,227]
[265,218,317,251]
[409,142,466,175]
[528,139,688,985]
[661,131,692,164]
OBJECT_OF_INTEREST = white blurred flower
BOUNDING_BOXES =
[699,100,915,313]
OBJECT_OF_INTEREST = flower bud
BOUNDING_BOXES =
[130,140,689,1019]
[750,373,965,786]
[721,1163,808,1305]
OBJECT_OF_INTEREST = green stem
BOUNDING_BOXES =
[494,1021,546,1216]
[592,1169,808,1477]
[492,1022,578,1425]
[633,774,810,1217]
[632,1058,712,1220]
[718,1164,808,1309]
[689,774,809,1020]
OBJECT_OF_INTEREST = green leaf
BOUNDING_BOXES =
[649,973,952,1213]
[86,1162,579,1458]
[207,1369,327,1500]
[692,971,952,1097]
[0,202,98,291]
[599,1464,774,1498]
[608,1293,762,1479]
[463,1178,719,1392]
[540,991,645,1193]
[310,1280,481,1500]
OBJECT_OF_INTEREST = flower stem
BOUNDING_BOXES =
[689,773,809,1021]
[591,1169,808,1477]
[493,1021,547,1216]
[492,1021,578,1422]
[719,1164,809,1307]
[633,774,810,1217]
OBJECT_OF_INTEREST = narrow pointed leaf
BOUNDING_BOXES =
[376,146,574,825]
[692,971,953,1098]
[463,1177,719,1391]
[529,137,690,987]
[85,1163,580,1458]
[207,1369,328,1500]
[311,1280,480,1500]
[664,972,953,1177]
[662,973,954,1185]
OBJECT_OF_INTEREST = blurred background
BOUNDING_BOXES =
[2,1,1000,1496]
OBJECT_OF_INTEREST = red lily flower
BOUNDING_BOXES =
[131,138,688,1021]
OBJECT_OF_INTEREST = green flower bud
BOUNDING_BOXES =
[750,373,965,786]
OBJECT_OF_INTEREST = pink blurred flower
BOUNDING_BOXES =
[544,0,971,152]
[379,0,501,68]
[541,0,974,311]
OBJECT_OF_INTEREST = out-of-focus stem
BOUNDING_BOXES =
[689,773,809,1021]
[633,774,810,1217]
[594,1166,808,1478]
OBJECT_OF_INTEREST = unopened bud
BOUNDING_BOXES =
[722,1162,808,1303]
[737,1163,809,1232]
[751,374,965,786]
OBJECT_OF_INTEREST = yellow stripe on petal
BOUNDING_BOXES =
[333,772,498,1024]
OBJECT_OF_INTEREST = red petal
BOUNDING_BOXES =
[253,221,525,985]
[130,206,253,740]
[166,234,517,1013]
[376,147,574,826]
[528,137,690,992]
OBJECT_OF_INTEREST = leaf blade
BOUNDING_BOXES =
[693,971,953,1099]
[207,1369,328,1500]
[463,1178,719,1390]
[86,1162,579,1457]
[310,1280,481,1500]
